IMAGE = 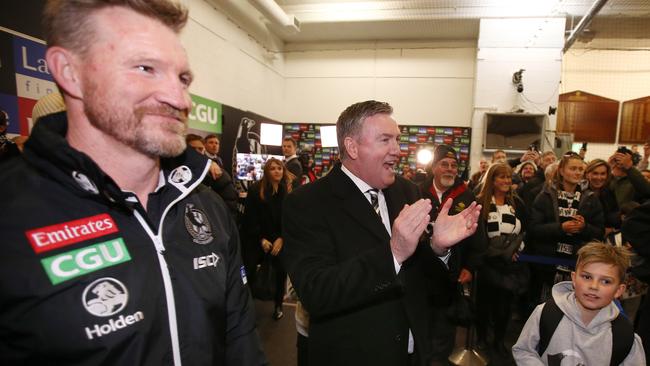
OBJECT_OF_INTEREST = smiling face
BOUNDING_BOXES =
[73,7,193,158]
[560,158,585,187]
[493,171,512,194]
[346,113,400,189]
[520,164,535,181]
[571,261,625,319]
[587,164,609,190]
[433,157,458,189]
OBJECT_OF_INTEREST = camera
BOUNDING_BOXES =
[512,69,525,93]
[581,142,588,151]
[528,143,538,152]
[617,146,630,154]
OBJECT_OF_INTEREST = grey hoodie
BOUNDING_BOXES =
[512,281,645,365]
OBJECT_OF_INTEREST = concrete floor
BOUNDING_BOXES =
[254,299,525,366]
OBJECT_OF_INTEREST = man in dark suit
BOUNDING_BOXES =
[282,100,481,366]
[282,137,303,183]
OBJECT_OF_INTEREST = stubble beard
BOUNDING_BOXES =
[83,84,188,158]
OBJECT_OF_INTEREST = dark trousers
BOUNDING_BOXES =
[429,305,456,362]
[297,333,308,366]
[272,255,286,308]
[476,277,514,345]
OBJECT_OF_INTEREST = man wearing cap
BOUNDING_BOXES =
[418,144,483,364]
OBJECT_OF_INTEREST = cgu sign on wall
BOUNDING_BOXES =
[188,94,222,134]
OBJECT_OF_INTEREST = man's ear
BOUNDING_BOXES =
[45,46,83,99]
[344,136,358,160]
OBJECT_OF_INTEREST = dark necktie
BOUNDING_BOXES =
[367,189,381,217]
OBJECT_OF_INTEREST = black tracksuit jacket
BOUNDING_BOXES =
[0,112,267,365]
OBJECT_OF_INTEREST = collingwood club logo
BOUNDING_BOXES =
[184,204,214,245]
[82,277,144,340]
[83,277,128,317]
[169,165,192,185]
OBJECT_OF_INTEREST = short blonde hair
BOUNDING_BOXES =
[576,242,631,283]
[43,0,188,55]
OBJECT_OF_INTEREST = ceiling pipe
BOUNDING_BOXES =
[563,0,608,53]
[248,0,300,32]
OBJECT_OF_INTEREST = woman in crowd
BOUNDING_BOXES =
[475,163,528,357]
[241,158,294,320]
[529,152,604,300]
[584,158,620,234]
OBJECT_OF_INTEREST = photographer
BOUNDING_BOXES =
[609,146,650,206]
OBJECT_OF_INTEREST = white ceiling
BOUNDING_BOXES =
[213,0,650,47]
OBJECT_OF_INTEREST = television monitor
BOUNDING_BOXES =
[235,153,284,181]
[484,113,545,151]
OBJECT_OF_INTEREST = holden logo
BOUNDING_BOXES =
[82,277,128,317]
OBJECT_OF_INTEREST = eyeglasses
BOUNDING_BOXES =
[439,162,458,170]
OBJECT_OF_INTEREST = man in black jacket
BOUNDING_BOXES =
[419,144,482,363]
[282,100,481,366]
[0,1,266,365]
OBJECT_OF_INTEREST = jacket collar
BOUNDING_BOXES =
[23,112,210,211]
[327,163,391,242]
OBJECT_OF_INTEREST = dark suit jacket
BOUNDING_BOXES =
[282,163,447,366]
[285,156,303,186]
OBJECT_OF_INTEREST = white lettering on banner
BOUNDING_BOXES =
[84,311,144,340]
[15,74,57,100]
[190,102,218,125]
[193,253,220,270]
[21,46,50,74]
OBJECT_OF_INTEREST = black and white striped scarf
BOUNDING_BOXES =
[486,197,520,238]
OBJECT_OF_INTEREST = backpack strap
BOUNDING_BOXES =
[537,297,564,357]
[610,314,634,366]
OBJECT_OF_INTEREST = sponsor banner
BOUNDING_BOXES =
[12,36,52,81]
[17,96,37,134]
[15,73,57,100]
[188,93,222,134]
[26,213,119,254]
[41,238,131,285]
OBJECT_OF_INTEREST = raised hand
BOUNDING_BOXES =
[390,199,432,264]
[431,199,481,254]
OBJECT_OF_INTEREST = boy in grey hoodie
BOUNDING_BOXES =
[512,242,645,365]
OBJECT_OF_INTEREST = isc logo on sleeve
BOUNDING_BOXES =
[40,239,131,285]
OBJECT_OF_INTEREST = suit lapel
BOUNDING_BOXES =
[329,164,390,242]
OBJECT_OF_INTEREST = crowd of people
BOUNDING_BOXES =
[2,1,650,366]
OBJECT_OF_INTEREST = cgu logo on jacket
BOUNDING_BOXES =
[41,239,131,285]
